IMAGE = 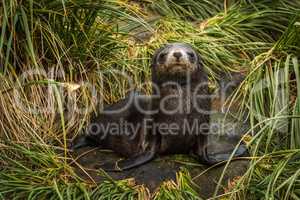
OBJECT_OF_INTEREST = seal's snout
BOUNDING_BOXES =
[173,51,182,61]
[168,48,187,64]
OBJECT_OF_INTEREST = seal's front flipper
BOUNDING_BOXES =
[97,151,156,172]
[200,144,248,165]
[70,135,99,150]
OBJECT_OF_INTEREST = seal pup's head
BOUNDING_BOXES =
[151,43,204,84]
[151,43,201,74]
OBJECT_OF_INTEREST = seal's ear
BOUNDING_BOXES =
[150,44,168,83]
[150,44,168,68]
[196,50,204,69]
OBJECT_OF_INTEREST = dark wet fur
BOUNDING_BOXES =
[71,92,156,157]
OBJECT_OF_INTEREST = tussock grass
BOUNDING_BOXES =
[152,170,201,200]
[1,0,300,199]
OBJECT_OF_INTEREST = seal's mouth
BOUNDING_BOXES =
[168,63,187,67]
[168,64,187,72]
[164,63,196,74]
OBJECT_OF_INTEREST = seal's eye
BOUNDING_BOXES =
[187,52,195,58]
[187,52,196,63]
[158,53,167,63]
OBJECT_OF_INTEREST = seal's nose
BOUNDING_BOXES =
[173,52,182,60]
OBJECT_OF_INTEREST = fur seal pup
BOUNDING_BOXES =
[71,43,247,171]
[149,43,210,160]
[151,44,247,164]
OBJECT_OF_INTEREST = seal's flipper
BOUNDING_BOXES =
[97,150,156,172]
[71,135,99,150]
[194,134,212,165]
[200,144,248,165]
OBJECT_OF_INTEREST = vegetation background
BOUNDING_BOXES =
[0,0,300,199]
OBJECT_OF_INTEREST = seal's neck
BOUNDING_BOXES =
[152,69,204,87]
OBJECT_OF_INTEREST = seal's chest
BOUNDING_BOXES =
[159,86,193,114]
